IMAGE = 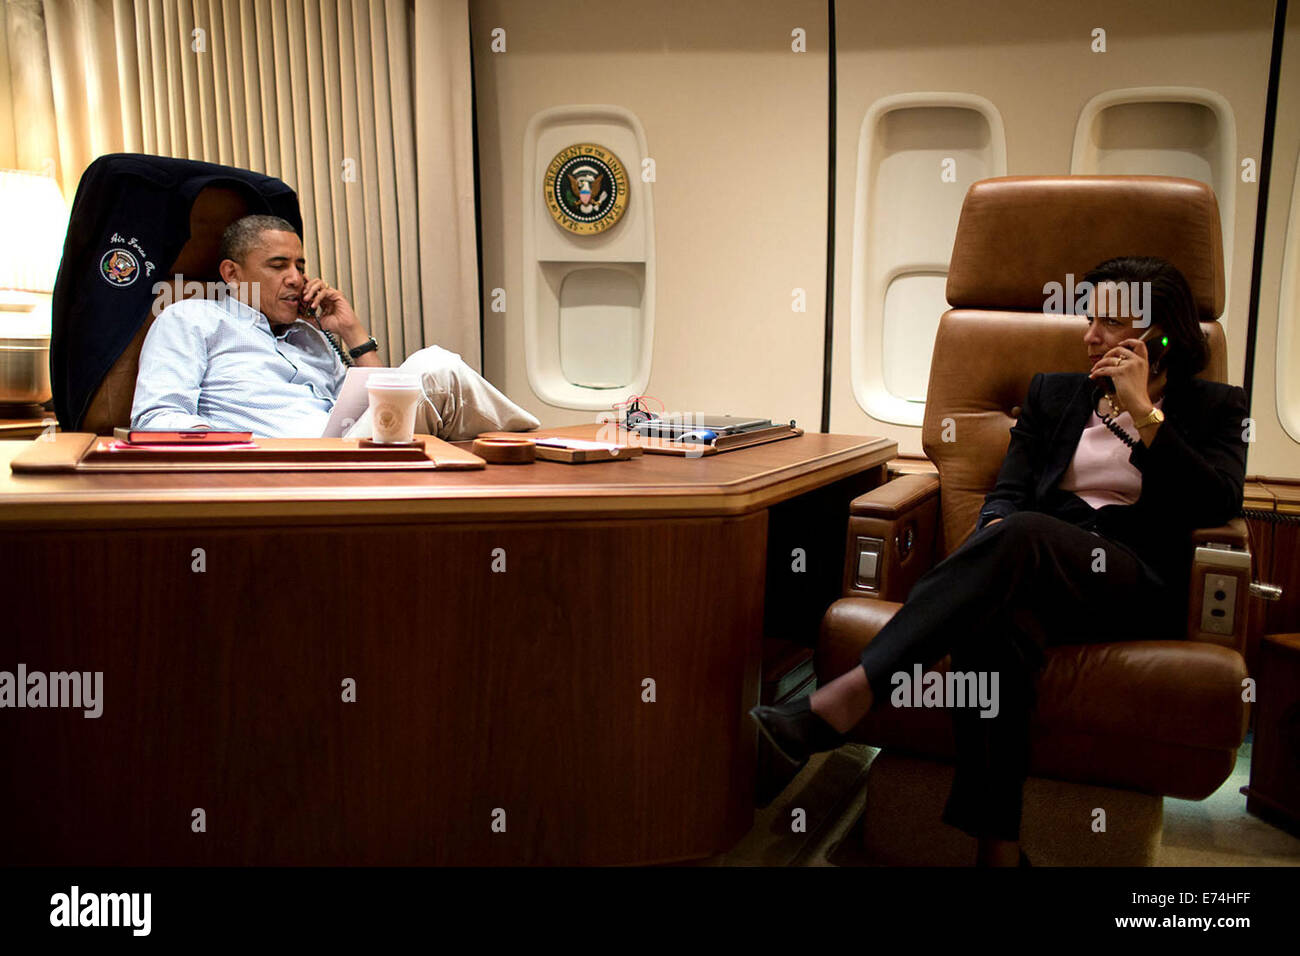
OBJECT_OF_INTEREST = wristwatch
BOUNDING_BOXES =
[348,336,378,360]
[1132,407,1165,429]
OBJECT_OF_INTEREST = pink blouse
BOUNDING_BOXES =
[1058,399,1164,509]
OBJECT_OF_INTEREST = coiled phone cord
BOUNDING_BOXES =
[1098,409,1139,450]
[304,307,353,367]
[324,330,351,367]
[1094,384,1140,450]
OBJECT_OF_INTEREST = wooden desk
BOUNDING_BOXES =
[0,431,894,865]
[0,407,53,440]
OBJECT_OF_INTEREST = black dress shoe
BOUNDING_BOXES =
[749,696,847,765]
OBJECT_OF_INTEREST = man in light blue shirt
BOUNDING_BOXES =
[131,215,539,439]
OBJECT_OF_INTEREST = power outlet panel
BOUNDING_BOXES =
[1200,571,1240,635]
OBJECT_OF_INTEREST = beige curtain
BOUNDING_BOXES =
[0,0,481,368]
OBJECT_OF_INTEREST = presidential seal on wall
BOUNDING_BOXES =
[544,143,629,235]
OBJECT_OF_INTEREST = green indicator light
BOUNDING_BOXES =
[1161,336,1169,347]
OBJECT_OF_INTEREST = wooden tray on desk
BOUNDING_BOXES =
[474,432,643,464]
[10,433,486,473]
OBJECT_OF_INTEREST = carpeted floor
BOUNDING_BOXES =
[698,733,1300,866]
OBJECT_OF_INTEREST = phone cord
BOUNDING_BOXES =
[326,331,352,367]
[1098,411,1138,450]
[311,314,352,367]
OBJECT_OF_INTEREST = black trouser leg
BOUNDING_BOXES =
[939,619,1035,841]
[857,510,1177,841]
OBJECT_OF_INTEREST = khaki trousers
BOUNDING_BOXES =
[344,345,540,441]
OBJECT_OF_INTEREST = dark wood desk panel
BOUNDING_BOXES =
[0,432,896,865]
[2,515,768,865]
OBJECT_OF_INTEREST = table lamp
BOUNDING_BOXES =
[0,169,69,408]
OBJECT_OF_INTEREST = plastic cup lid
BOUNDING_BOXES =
[367,372,421,389]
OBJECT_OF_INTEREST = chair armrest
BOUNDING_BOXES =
[850,473,940,519]
[817,597,905,682]
[1185,521,1252,653]
[843,474,940,603]
[1191,517,1249,549]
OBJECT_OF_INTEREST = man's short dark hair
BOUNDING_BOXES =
[219,214,299,265]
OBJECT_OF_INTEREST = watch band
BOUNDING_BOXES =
[348,336,378,359]
[1132,407,1165,429]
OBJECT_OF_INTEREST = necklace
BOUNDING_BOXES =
[1098,393,1139,450]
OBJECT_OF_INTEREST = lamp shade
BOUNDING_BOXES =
[0,169,69,295]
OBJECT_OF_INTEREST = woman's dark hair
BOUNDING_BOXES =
[1080,256,1210,382]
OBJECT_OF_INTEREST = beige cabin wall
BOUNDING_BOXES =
[471,0,1298,482]
[1247,1,1300,478]
[831,0,1275,456]
[471,0,829,429]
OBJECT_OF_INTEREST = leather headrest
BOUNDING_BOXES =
[168,186,250,281]
[946,176,1225,320]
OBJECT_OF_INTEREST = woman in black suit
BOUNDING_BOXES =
[750,256,1249,866]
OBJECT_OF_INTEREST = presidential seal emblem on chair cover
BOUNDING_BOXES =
[543,143,629,235]
[99,248,140,286]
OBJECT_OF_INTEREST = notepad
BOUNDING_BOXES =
[533,438,624,451]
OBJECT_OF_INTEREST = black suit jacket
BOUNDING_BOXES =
[976,372,1250,593]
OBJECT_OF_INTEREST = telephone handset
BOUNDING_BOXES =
[1097,324,1167,397]
[1094,325,1168,449]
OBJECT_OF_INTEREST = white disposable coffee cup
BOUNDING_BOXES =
[366,372,424,443]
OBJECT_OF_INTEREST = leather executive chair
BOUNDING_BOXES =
[82,185,253,434]
[51,154,300,434]
[819,175,1251,866]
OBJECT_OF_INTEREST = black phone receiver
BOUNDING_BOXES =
[1096,324,1166,398]
[1143,324,1169,373]
[1093,327,1170,455]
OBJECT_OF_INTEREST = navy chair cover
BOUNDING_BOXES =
[51,153,301,429]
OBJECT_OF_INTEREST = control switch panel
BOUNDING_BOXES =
[1200,572,1238,636]
[853,536,884,591]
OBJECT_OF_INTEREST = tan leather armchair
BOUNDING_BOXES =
[820,176,1251,866]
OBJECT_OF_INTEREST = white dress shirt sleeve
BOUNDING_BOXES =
[129,306,213,430]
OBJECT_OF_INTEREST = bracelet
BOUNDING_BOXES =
[348,336,378,359]
[1131,407,1165,430]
